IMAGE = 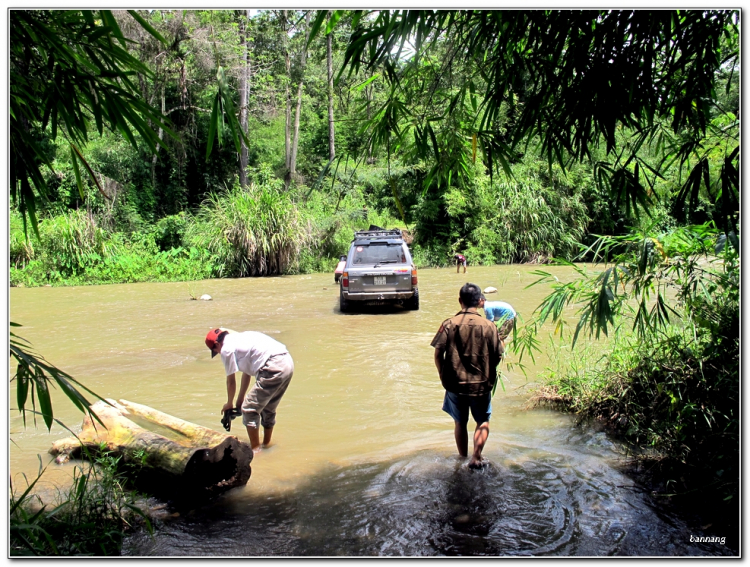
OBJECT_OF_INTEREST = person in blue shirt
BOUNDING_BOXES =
[480,296,516,344]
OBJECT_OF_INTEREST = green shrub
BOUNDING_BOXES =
[451,173,588,264]
[10,449,151,556]
[9,215,213,287]
[293,186,403,274]
[9,209,118,281]
[410,158,590,266]
[153,213,188,251]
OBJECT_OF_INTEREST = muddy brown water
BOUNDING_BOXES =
[9,266,732,556]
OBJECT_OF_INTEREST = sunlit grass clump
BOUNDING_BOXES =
[187,178,304,278]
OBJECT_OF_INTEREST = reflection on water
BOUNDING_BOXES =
[9,267,733,556]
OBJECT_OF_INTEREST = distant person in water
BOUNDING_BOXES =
[431,283,504,469]
[206,328,294,454]
[454,253,467,273]
[480,296,517,348]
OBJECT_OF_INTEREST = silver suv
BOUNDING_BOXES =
[339,228,419,312]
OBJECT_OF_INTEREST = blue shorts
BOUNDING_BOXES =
[442,391,492,425]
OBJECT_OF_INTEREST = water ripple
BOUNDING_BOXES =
[123,449,732,557]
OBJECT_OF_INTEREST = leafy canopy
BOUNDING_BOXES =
[10,9,248,238]
[313,10,739,232]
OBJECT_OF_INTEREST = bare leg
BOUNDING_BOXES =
[247,426,262,454]
[454,420,468,457]
[469,421,489,468]
[262,426,273,447]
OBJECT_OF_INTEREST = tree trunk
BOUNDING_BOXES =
[289,11,311,182]
[283,10,292,175]
[238,12,249,188]
[49,399,253,504]
[151,86,165,189]
[290,81,304,176]
[366,85,373,162]
[327,16,335,162]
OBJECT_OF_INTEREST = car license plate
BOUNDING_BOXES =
[373,276,386,285]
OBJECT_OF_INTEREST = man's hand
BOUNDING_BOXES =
[221,401,235,413]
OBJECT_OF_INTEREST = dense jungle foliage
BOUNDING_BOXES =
[9,9,740,555]
[10,9,738,287]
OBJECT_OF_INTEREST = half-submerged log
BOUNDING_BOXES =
[49,399,253,503]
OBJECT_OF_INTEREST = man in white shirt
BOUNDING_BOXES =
[206,328,294,454]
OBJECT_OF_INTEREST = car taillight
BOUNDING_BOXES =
[342,272,349,288]
[411,268,418,285]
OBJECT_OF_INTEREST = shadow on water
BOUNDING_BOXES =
[336,303,415,316]
[123,448,734,557]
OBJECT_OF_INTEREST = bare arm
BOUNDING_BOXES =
[222,373,237,413]
[236,372,252,409]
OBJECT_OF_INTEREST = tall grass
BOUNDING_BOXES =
[295,188,401,273]
[10,210,35,269]
[10,219,213,287]
[187,181,305,277]
[9,183,399,286]
[11,209,116,281]
[44,210,116,272]
[10,450,151,556]
[467,179,587,263]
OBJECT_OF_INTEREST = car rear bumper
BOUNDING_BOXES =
[342,289,416,302]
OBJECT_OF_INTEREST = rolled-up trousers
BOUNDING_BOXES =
[241,352,294,429]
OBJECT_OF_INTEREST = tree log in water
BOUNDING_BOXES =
[49,399,252,503]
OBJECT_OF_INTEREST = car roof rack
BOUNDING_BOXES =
[354,228,403,239]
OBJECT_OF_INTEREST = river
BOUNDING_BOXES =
[9,265,732,556]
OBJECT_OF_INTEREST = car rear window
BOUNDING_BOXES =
[351,243,406,265]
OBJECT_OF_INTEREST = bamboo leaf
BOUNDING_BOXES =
[127,10,167,44]
[35,377,54,431]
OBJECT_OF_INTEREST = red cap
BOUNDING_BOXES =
[205,328,225,358]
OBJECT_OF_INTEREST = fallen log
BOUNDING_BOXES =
[49,399,253,503]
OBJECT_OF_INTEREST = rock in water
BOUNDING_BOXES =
[200,294,212,301]
[483,286,498,294]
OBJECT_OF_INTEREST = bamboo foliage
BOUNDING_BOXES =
[10,212,35,268]
[519,223,735,353]
[312,10,739,229]
[10,10,174,237]
[11,10,252,239]
[11,323,108,431]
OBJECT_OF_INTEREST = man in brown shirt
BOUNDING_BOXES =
[431,282,503,468]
